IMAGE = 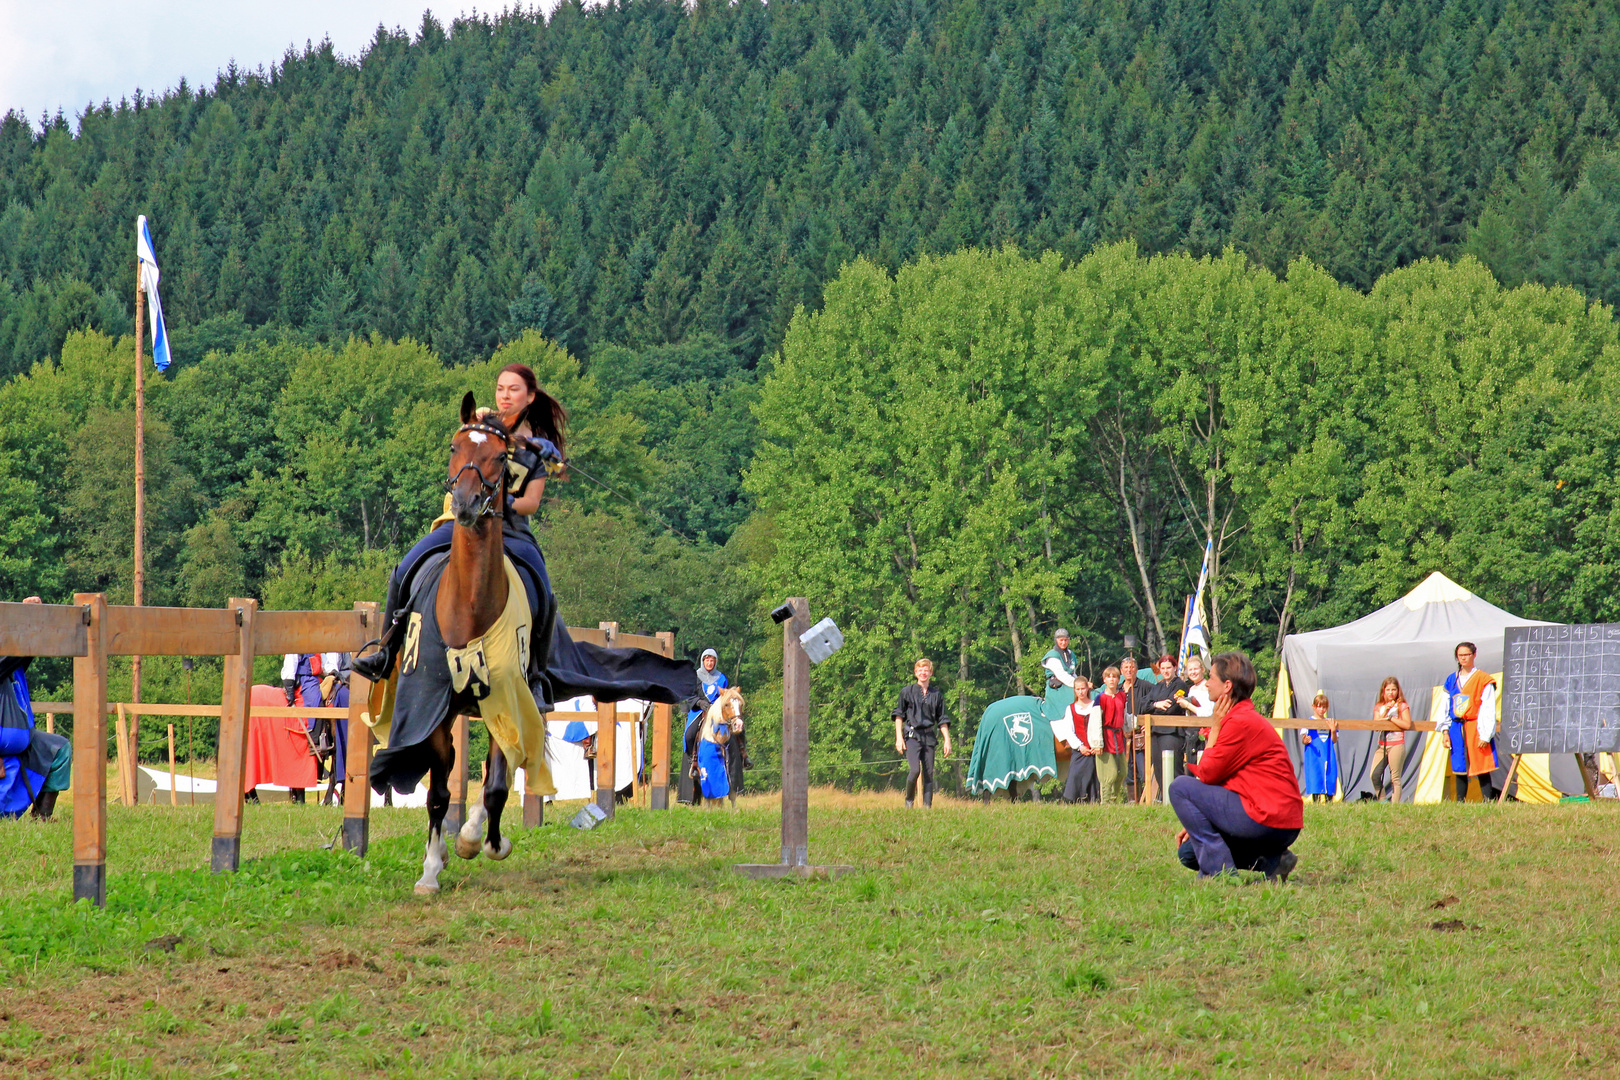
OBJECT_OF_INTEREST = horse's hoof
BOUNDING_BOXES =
[484,837,513,861]
[455,833,483,860]
[414,881,440,895]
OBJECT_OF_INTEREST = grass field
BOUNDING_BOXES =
[1,788,1617,1078]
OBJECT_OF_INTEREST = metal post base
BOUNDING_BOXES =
[210,836,240,874]
[73,862,106,906]
[342,817,368,856]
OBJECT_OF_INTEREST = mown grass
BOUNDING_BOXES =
[1,791,1618,1078]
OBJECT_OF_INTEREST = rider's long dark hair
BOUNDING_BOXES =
[501,362,568,454]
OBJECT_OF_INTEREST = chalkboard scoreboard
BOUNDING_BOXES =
[1501,623,1620,754]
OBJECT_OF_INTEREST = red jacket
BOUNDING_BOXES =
[1186,699,1304,830]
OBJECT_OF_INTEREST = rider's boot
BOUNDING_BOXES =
[351,570,407,683]
[30,789,58,820]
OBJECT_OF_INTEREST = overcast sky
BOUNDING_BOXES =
[0,1,560,126]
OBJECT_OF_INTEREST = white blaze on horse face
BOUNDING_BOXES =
[467,432,488,445]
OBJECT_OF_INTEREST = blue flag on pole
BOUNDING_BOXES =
[135,215,171,372]
[1178,539,1213,674]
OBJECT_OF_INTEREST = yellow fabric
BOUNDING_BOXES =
[362,556,555,797]
[1272,664,1293,720]
[466,558,553,796]
[432,492,454,530]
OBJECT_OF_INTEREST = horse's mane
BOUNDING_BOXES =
[469,406,514,440]
[706,686,744,724]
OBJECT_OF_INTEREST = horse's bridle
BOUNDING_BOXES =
[445,421,510,519]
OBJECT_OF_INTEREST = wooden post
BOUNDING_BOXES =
[1141,716,1155,805]
[210,598,256,873]
[167,723,177,807]
[734,597,850,878]
[781,598,810,866]
[114,704,135,806]
[651,631,674,811]
[446,713,470,835]
[342,601,378,856]
[523,786,544,828]
[44,713,54,735]
[73,594,109,906]
[1575,754,1599,799]
[1497,754,1522,804]
[132,251,146,712]
[594,622,619,818]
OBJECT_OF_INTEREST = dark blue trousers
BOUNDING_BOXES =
[1170,775,1298,876]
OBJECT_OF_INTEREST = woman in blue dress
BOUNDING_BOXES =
[680,649,729,804]
[1300,690,1339,802]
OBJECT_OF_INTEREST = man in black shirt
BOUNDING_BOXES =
[892,658,953,808]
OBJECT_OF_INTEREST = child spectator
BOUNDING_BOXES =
[1094,667,1129,804]
[1369,677,1412,802]
[1062,674,1102,803]
[1300,691,1338,802]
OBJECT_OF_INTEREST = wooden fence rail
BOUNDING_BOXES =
[4,596,678,905]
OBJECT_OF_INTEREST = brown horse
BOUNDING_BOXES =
[414,392,520,894]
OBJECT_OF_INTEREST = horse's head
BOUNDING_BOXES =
[446,391,510,528]
[708,687,746,741]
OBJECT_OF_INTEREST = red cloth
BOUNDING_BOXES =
[1096,692,1127,754]
[242,683,318,792]
[1186,698,1303,830]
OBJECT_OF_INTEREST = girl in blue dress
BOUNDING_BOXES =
[1300,690,1339,802]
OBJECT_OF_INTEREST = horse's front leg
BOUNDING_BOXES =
[416,721,454,895]
[481,745,513,860]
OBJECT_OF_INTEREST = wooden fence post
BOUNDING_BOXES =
[72,593,108,906]
[650,631,674,810]
[342,601,379,856]
[781,598,810,866]
[210,598,256,873]
[594,622,619,818]
[446,713,470,835]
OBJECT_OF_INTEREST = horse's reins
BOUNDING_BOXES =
[444,421,511,519]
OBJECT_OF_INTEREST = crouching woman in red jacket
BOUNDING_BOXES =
[1170,652,1303,883]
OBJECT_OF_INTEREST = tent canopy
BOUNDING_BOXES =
[1281,572,1552,721]
[1278,572,1562,801]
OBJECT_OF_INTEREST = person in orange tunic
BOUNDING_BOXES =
[1440,641,1499,802]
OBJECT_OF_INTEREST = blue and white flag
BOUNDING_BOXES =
[135,215,171,372]
[1178,539,1213,673]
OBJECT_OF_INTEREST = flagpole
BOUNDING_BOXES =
[133,249,146,721]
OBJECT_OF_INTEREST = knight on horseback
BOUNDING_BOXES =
[355,366,698,893]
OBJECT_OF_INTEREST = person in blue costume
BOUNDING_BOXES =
[1,597,73,820]
[680,649,729,805]
[1299,690,1339,802]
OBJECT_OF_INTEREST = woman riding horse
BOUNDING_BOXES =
[354,363,563,690]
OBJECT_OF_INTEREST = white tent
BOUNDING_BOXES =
[1275,572,1587,802]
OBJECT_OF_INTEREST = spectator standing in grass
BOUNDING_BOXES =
[1300,691,1339,802]
[1170,651,1303,882]
[893,658,952,808]
[1119,656,1152,800]
[1094,667,1130,803]
[1180,655,1214,762]
[1143,654,1191,795]
[1062,674,1102,803]
[1368,677,1412,802]
[1440,642,1499,802]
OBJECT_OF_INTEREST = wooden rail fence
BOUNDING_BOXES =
[1,597,678,906]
